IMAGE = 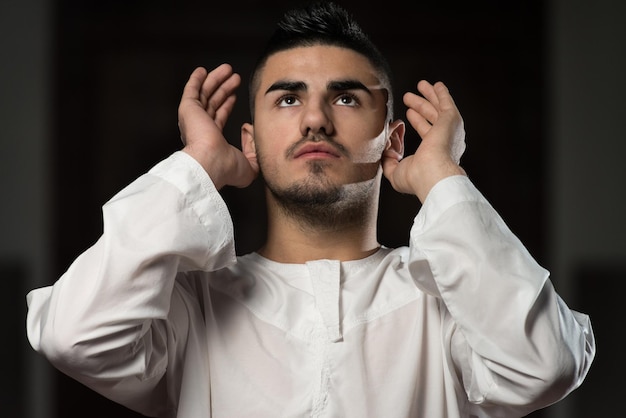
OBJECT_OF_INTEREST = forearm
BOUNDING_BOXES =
[409,176,595,410]
[26,151,235,379]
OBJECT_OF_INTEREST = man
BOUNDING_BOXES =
[26,2,595,417]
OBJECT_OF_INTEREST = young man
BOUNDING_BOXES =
[27,2,595,417]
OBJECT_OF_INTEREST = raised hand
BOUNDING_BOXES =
[382,80,466,202]
[178,64,259,189]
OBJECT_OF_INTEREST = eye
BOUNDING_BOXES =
[277,95,301,107]
[334,93,359,107]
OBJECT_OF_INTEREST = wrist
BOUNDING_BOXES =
[182,145,227,190]
[412,160,466,203]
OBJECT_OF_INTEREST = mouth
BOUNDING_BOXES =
[293,143,342,159]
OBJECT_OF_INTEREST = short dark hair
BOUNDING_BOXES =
[248,1,394,120]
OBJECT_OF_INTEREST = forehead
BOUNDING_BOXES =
[257,45,383,91]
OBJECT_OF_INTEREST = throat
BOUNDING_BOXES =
[259,226,381,263]
[262,187,381,263]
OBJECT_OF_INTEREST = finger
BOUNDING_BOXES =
[207,73,241,117]
[381,153,399,185]
[417,80,440,109]
[432,81,459,113]
[382,142,403,162]
[405,108,434,139]
[214,93,237,131]
[181,67,209,105]
[381,154,415,195]
[201,65,240,115]
[198,64,233,106]
[229,146,259,188]
[403,92,439,125]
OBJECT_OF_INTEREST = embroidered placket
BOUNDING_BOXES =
[307,260,342,343]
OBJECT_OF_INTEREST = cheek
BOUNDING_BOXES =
[254,140,284,181]
[255,144,274,169]
[349,126,388,164]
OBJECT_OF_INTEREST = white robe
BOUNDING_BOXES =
[26,151,595,417]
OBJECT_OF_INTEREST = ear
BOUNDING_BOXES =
[241,122,257,161]
[385,119,405,157]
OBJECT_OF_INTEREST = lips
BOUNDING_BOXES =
[293,143,342,159]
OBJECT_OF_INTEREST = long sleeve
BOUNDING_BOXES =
[408,175,595,416]
[26,151,235,416]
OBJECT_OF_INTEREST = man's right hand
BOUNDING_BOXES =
[178,64,259,189]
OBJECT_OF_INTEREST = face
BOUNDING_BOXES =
[242,45,391,217]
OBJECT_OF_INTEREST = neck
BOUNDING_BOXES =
[258,189,381,263]
[259,220,380,264]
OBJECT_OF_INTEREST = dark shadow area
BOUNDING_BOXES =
[1,261,27,418]
[568,263,625,418]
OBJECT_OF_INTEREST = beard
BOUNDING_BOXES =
[257,132,383,230]
[262,159,379,230]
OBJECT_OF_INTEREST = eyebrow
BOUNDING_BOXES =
[264,79,373,96]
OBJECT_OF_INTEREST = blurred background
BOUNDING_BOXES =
[1,0,624,416]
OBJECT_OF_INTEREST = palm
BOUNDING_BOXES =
[382,80,466,202]
[177,65,258,189]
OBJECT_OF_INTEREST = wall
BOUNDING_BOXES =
[547,0,626,416]
[0,1,53,417]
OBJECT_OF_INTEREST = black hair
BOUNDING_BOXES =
[248,1,394,120]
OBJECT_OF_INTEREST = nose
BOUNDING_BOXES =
[299,98,334,137]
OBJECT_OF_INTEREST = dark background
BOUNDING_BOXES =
[51,0,549,260]
[2,0,624,417]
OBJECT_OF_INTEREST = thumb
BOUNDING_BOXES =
[229,146,259,188]
[381,148,403,191]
